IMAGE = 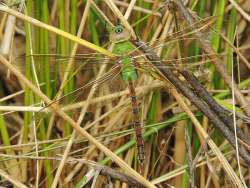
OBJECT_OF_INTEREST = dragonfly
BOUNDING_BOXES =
[109,24,147,173]
[17,16,219,176]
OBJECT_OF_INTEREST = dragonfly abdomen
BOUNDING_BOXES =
[128,81,145,168]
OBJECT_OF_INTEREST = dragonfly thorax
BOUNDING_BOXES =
[110,26,137,82]
[120,56,138,81]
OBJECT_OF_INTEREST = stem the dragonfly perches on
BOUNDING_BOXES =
[132,39,250,166]
[165,0,250,117]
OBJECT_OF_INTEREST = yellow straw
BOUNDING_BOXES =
[0,5,115,58]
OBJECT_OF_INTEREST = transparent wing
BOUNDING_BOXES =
[10,15,218,135]
[129,15,220,82]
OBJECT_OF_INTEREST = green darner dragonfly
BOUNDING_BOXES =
[110,24,146,173]
[17,17,219,177]
[20,13,221,171]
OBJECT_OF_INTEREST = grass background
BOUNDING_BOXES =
[0,0,250,187]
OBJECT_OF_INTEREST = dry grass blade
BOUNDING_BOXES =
[0,4,114,58]
[0,168,28,188]
[228,0,250,22]
[103,0,136,39]
[171,88,244,188]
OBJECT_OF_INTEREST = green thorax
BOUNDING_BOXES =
[112,40,137,82]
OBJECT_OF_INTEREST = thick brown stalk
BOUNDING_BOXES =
[180,70,250,145]
[165,0,250,117]
[133,40,250,165]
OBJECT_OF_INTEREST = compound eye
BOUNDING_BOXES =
[115,27,123,34]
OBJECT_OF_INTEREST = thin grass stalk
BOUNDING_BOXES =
[0,113,20,180]
[147,91,159,177]
[70,0,77,49]
[189,1,207,185]
[174,120,187,188]
[58,0,72,136]
[33,1,53,186]
[22,0,33,183]
[215,78,250,99]
[23,0,32,145]
[0,168,27,188]
[63,0,77,136]
[173,11,191,188]
[41,1,54,186]
[226,4,237,76]
[135,0,143,34]
[141,0,159,41]
[189,0,206,63]
[33,0,40,54]
[211,0,226,88]
[88,9,100,46]
[65,2,77,135]
[58,0,66,55]
[103,0,136,39]
[141,0,151,28]
[181,170,189,188]
[173,12,187,188]
[40,0,50,98]
[89,0,113,28]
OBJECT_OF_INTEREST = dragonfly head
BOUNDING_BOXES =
[109,24,131,43]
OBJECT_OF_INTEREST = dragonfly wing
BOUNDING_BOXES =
[129,15,218,57]
[42,64,122,110]
[14,53,116,75]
